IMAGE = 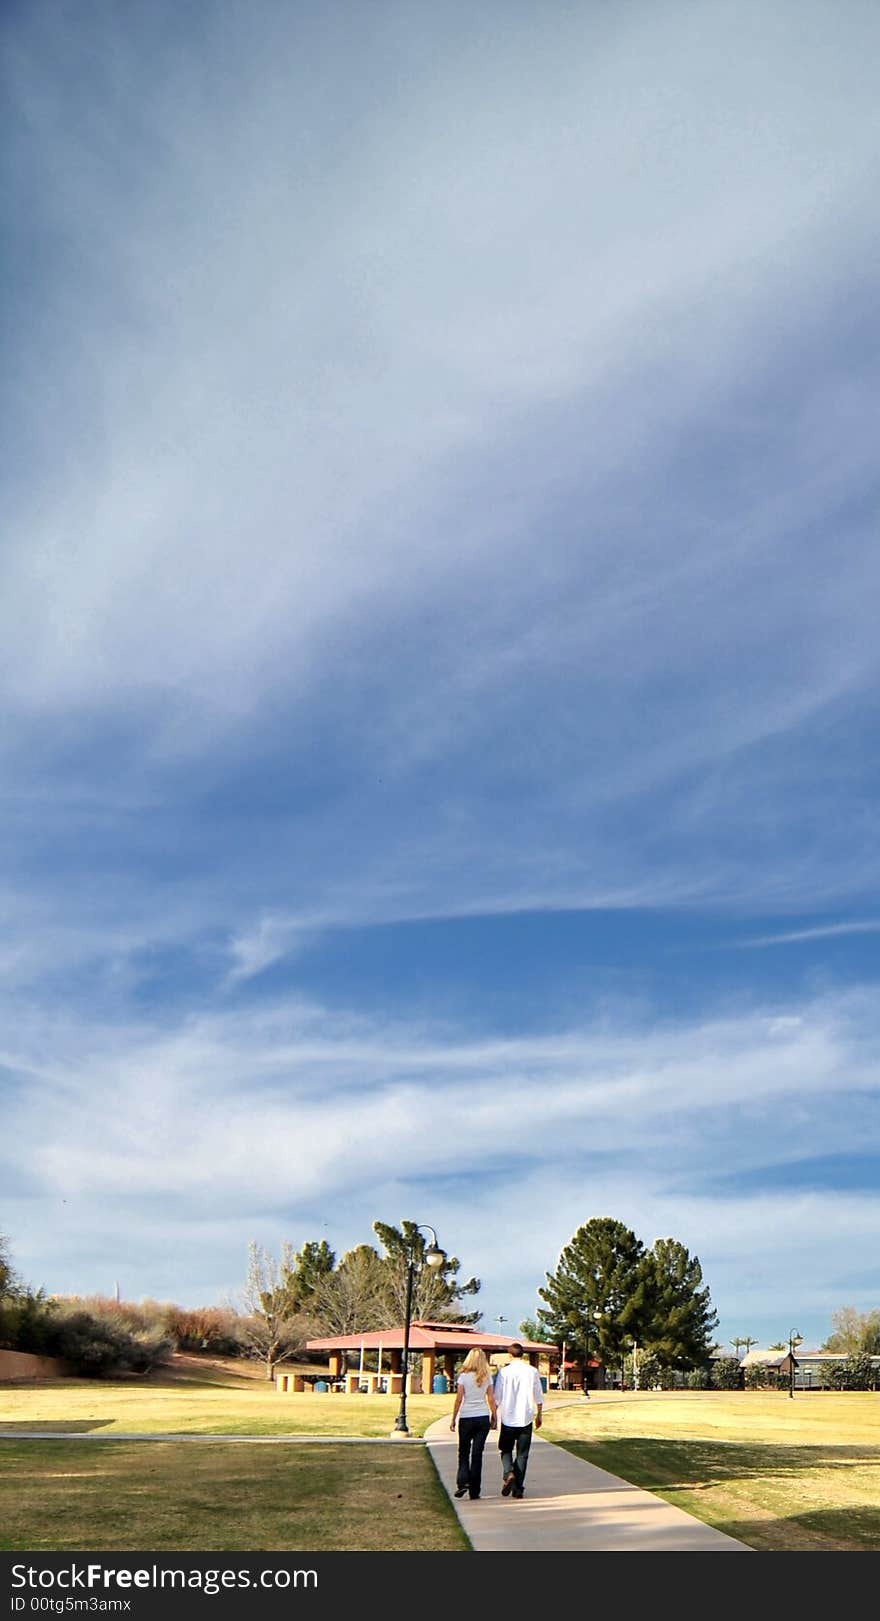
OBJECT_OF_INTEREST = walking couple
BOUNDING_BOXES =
[449,1341,543,1500]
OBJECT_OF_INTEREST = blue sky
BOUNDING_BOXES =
[2,0,879,1354]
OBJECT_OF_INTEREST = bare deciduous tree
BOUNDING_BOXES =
[822,1306,880,1357]
[236,1242,316,1379]
[0,1234,20,1298]
[311,1245,388,1336]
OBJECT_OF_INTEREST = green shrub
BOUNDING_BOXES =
[633,1350,661,1389]
[844,1351,876,1391]
[710,1356,743,1390]
[48,1306,172,1377]
[0,1290,56,1355]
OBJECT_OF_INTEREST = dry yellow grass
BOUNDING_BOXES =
[546,1387,880,1446]
[5,1372,879,1550]
[543,1389,880,1551]
[0,1361,467,1551]
[0,1364,454,1438]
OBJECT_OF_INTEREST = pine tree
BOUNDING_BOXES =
[641,1237,718,1368]
[537,1217,648,1375]
[280,1239,336,1312]
[372,1220,481,1324]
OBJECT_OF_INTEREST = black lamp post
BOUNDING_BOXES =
[788,1329,803,1399]
[584,1307,603,1393]
[393,1224,447,1435]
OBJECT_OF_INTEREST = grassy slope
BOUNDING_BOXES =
[0,1369,453,1437]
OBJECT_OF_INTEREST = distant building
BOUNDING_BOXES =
[738,1347,880,1388]
[739,1347,795,1375]
[790,1350,880,1389]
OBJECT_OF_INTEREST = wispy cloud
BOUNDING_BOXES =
[3,981,879,1339]
[2,1,880,1346]
[740,921,880,948]
[3,3,879,750]
[223,914,318,987]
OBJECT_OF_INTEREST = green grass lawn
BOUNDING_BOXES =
[5,1369,880,1552]
[0,1439,468,1552]
[0,1368,466,1556]
[543,1390,880,1552]
[0,1364,469,1551]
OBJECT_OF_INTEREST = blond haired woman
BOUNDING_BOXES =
[449,1347,497,1499]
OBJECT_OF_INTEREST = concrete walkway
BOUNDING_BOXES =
[425,1418,751,1551]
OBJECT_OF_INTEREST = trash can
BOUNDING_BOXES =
[432,1373,449,1394]
[314,1380,328,1392]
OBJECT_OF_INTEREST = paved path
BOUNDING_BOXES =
[424,1418,751,1551]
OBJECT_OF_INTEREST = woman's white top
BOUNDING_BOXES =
[457,1370,493,1417]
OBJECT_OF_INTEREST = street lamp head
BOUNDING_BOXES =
[417,1223,446,1269]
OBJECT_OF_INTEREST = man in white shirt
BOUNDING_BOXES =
[492,1342,543,1498]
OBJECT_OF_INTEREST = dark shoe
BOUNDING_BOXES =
[513,1490,525,1498]
[501,1473,515,1496]
[469,1493,480,1500]
[454,1487,467,1498]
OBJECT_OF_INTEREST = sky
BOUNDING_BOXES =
[2,0,879,1356]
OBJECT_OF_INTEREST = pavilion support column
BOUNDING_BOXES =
[422,1351,435,1394]
[328,1352,343,1380]
[444,1353,455,1385]
[390,1349,402,1374]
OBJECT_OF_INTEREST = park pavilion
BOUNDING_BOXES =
[286,1322,556,1394]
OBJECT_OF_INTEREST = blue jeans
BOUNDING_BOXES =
[499,1422,532,1494]
[456,1415,491,1497]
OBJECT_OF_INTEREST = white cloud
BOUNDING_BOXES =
[224,914,317,986]
[3,980,879,1345]
[3,0,879,752]
[3,1,880,1351]
[742,921,880,948]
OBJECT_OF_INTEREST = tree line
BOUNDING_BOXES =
[5,1219,877,1385]
[240,1220,479,1376]
[0,1222,479,1379]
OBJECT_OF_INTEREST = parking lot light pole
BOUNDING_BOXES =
[393,1225,446,1435]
